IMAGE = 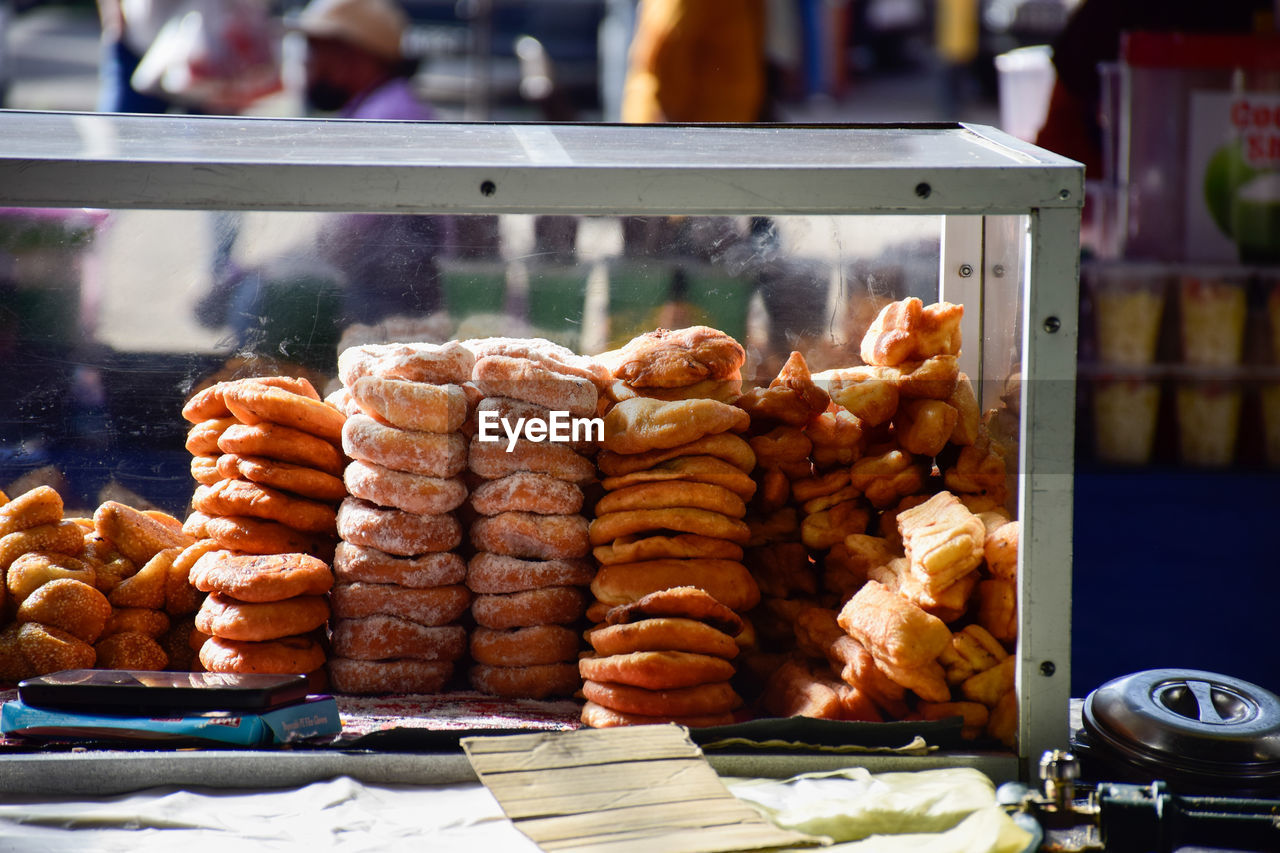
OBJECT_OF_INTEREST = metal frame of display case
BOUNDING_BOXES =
[0,112,1083,788]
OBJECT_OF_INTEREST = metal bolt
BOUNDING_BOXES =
[480,180,496,197]
[1043,316,1061,333]
[1040,750,1079,809]
[1040,660,1057,676]
[915,182,931,199]
[992,264,1005,278]
[958,264,973,278]
[1059,188,1071,200]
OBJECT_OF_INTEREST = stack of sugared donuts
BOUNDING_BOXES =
[181,376,346,678]
[328,342,475,694]
[460,337,608,700]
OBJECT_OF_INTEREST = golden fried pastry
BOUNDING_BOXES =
[608,376,743,405]
[185,417,238,456]
[597,432,756,477]
[939,624,1008,686]
[108,546,180,610]
[189,550,333,602]
[470,662,580,699]
[977,579,1017,643]
[183,376,321,424]
[222,380,346,444]
[0,485,63,539]
[602,397,750,455]
[591,559,761,612]
[749,426,813,467]
[827,635,909,717]
[217,422,345,476]
[807,407,867,468]
[948,372,980,445]
[580,700,734,728]
[470,512,591,560]
[791,469,851,504]
[895,399,959,458]
[216,453,348,503]
[470,624,579,667]
[462,336,610,387]
[196,592,330,642]
[737,351,830,425]
[330,582,470,626]
[193,479,337,534]
[894,355,961,400]
[6,551,97,604]
[472,355,598,417]
[913,701,990,740]
[470,586,586,630]
[190,455,221,487]
[944,433,1009,503]
[813,366,900,426]
[332,617,466,662]
[595,481,747,519]
[593,533,744,566]
[103,607,171,639]
[467,436,596,485]
[204,515,335,558]
[465,552,595,594]
[580,650,735,691]
[848,448,927,509]
[746,507,801,546]
[202,634,327,675]
[94,631,167,670]
[604,586,744,636]
[16,578,112,644]
[338,340,476,387]
[860,297,963,366]
[837,579,951,669]
[582,679,742,717]
[603,326,746,389]
[745,541,816,599]
[586,617,739,659]
[334,542,466,588]
[600,455,757,501]
[337,498,461,557]
[589,507,751,546]
[868,557,979,624]
[16,622,97,676]
[962,654,1016,707]
[897,491,986,593]
[984,521,1019,581]
[469,472,585,517]
[872,654,951,702]
[0,520,88,575]
[342,413,468,479]
[761,658,846,720]
[800,500,871,550]
[987,689,1018,748]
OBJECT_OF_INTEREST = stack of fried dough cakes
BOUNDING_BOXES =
[181,376,343,678]
[461,337,608,699]
[328,342,474,694]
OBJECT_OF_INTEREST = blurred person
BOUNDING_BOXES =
[96,0,184,113]
[935,0,981,119]
[1035,0,1273,176]
[620,0,767,123]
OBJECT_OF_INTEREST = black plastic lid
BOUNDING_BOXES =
[1082,668,1280,785]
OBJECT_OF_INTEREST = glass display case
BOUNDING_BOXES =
[0,112,1082,786]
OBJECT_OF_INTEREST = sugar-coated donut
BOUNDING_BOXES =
[470,625,580,666]
[333,542,466,588]
[468,436,596,485]
[331,616,466,662]
[470,586,586,630]
[343,460,467,516]
[347,377,467,434]
[469,472,584,517]
[465,552,595,594]
[470,512,590,560]
[471,355,597,417]
[327,657,454,694]
[341,414,467,478]
[200,634,327,674]
[337,498,461,557]
[329,581,471,627]
[468,661,581,699]
[338,341,475,387]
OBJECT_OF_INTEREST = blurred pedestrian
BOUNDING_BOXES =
[935,0,980,119]
[96,0,184,113]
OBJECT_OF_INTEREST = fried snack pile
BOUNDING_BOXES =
[0,486,201,679]
[460,337,607,699]
[181,375,342,679]
[326,343,473,694]
[580,327,759,726]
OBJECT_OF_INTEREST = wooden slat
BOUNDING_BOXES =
[518,799,775,843]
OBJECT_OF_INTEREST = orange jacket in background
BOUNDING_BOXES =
[621,0,767,123]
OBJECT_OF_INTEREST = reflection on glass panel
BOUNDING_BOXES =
[0,206,1025,515]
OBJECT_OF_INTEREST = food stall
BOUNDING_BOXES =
[0,113,1081,824]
